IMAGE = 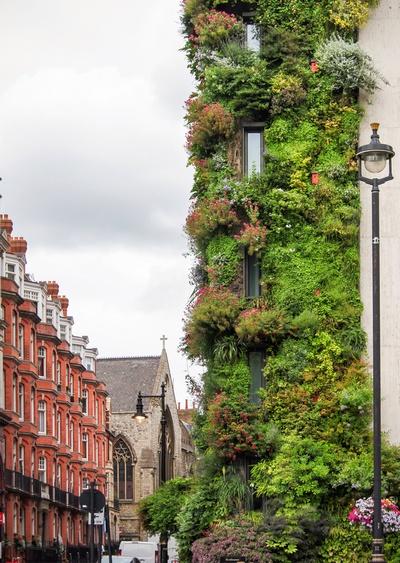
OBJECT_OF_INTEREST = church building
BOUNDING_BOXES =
[97,346,194,540]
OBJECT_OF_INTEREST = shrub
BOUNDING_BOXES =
[270,71,306,114]
[186,98,235,158]
[182,287,242,359]
[235,307,289,345]
[205,392,274,460]
[235,221,267,255]
[185,198,239,249]
[191,520,273,563]
[205,235,241,286]
[192,10,243,49]
[315,34,387,94]
[251,435,339,506]
[329,0,370,30]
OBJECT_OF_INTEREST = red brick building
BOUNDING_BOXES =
[0,215,111,562]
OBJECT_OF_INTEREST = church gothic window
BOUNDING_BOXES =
[113,438,134,501]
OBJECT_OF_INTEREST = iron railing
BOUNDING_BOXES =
[5,469,85,510]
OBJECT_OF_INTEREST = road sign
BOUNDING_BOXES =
[88,508,105,525]
[79,489,106,512]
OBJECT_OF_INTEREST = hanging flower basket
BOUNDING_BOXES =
[348,497,400,533]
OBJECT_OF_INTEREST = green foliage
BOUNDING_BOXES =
[204,392,276,460]
[179,0,400,560]
[176,480,220,562]
[251,435,339,506]
[315,34,387,94]
[235,307,289,345]
[182,287,242,359]
[138,477,192,537]
[185,197,239,250]
[205,235,241,286]
[318,515,371,562]
[191,519,273,562]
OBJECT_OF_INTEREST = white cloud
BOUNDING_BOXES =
[0,0,197,402]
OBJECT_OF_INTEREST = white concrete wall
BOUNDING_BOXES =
[359,0,400,443]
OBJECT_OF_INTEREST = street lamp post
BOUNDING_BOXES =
[134,382,168,563]
[357,123,395,563]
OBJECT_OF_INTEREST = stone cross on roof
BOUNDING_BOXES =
[160,334,168,350]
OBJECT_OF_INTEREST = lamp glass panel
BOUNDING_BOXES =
[364,153,387,174]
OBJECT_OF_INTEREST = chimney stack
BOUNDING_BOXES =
[0,214,13,235]
[47,281,59,298]
[9,236,28,256]
[59,295,69,317]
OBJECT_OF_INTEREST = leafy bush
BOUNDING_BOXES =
[315,34,387,94]
[251,435,339,506]
[205,235,241,286]
[185,198,239,249]
[191,520,273,563]
[138,477,192,537]
[186,98,235,158]
[235,307,289,345]
[182,287,242,358]
[205,392,274,460]
[192,10,243,49]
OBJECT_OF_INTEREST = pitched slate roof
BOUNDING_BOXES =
[96,356,161,412]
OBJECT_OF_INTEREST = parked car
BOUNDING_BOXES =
[101,556,134,563]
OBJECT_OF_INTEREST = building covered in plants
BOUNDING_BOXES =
[170,0,400,561]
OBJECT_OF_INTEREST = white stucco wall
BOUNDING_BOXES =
[359,1,400,443]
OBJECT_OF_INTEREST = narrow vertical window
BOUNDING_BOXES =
[38,456,46,482]
[53,405,56,436]
[12,311,17,347]
[31,448,35,477]
[30,388,35,423]
[82,432,88,460]
[70,421,74,449]
[18,383,24,420]
[18,444,25,474]
[12,375,17,412]
[245,22,260,52]
[52,352,57,381]
[245,250,261,297]
[249,351,264,403]
[66,414,70,446]
[244,127,264,175]
[38,347,46,378]
[82,389,88,415]
[18,324,24,358]
[66,365,70,391]
[57,362,61,386]
[30,330,35,362]
[38,400,46,434]
[56,411,61,443]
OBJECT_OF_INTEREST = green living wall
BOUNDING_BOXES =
[141,0,400,561]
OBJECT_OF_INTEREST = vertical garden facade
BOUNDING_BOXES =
[177,1,400,561]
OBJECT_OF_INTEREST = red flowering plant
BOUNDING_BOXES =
[185,96,235,158]
[235,203,267,255]
[182,287,242,359]
[185,197,239,249]
[235,307,289,345]
[348,497,400,533]
[205,393,271,461]
[191,10,244,49]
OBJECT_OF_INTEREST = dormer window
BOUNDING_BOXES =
[243,126,264,175]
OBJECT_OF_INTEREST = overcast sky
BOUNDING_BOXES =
[0,0,198,404]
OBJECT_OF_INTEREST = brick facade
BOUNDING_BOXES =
[0,215,114,561]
